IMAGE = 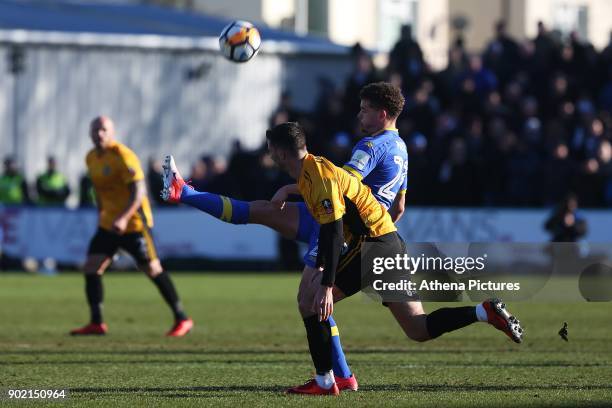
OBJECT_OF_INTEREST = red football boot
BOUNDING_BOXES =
[335,374,358,391]
[166,318,194,337]
[482,298,524,343]
[70,322,108,336]
[286,379,340,396]
[161,155,189,203]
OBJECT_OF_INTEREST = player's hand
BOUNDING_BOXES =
[270,186,289,210]
[112,217,128,234]
[313,285,334,322]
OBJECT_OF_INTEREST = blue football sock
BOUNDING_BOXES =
[328,315,352,378]
[180,185,249,224]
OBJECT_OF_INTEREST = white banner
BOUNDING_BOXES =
[0,207,276,264]
[0,207,610,265]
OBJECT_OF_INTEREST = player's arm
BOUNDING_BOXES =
[305,169,346,321]
[388,191,406,222]
[113,150,146,233]
[112,179,145,233]
[316,218,344,287]
[270,183,300,209]
[389,163,408,222]
[313,217,343,321]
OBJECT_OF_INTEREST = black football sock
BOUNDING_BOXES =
[85,274,103,324]
[303,315,333,375]
[151,272,188,321]
[425,306,478,339]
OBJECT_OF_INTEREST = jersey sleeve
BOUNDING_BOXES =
[343,140,376,180]
[118,148,145,184]
[305,169,345,225]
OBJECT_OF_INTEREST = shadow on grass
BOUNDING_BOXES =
[67,383,612,397]
[2,359,611,368]
[0,348,520,356]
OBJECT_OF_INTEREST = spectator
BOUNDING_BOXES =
[483,20,521,87]
[544,193,587,242]
[541,142,575,205]
[343,43,382,119]
[389,24,425,92]
[189,158,208,192]
[36,156,70,206]
[0,157,30,205]
[270,90,301,126]
[79,173,96,208]
[182,20,612,209]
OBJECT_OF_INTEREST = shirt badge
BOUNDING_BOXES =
[321,199,333,214]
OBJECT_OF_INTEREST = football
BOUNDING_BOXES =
[218,20,261,63]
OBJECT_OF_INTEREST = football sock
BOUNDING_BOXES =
[303,315,333,375]
[151,272,188,321]
[328,316,352,378]
[85,274,103,324]
[315,370,335,390]
[475,303,488,322]
[180,185,249,224]
[425,306,478,339]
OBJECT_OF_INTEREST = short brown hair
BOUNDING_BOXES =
[266,122,306,156]
[359,82,405,118]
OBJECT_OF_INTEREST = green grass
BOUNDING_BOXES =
[0,272,611,407]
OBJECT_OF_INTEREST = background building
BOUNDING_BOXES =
[178,0,612,69]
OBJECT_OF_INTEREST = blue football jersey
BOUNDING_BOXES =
[343,128,408,209]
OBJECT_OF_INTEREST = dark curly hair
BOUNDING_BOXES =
[359,82,405,118]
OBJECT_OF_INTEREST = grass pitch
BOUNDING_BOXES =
[0,272,611,407]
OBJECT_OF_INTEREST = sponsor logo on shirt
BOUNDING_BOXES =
[348,150,371,171]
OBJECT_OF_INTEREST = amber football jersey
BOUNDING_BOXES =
[297,153,396,238]
[86,141,153,233]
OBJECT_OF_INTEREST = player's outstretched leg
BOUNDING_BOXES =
[388,298,523,344]
[161,155,250,223]
[161,155,301,239]
[70,255,111,335]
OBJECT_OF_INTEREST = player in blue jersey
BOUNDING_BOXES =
[297,107,409,268]
[162,82,407,391]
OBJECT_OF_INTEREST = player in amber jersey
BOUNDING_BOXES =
[266,122,524,396]
[70,116,193,337]
[161,83,410,392]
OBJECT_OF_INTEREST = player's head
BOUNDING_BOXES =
[90,116,115,149]
[358,82,405,134]
[266,122,307,175]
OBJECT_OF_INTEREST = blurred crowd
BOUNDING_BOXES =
[160,21,612,208]
[3,20,612,209]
